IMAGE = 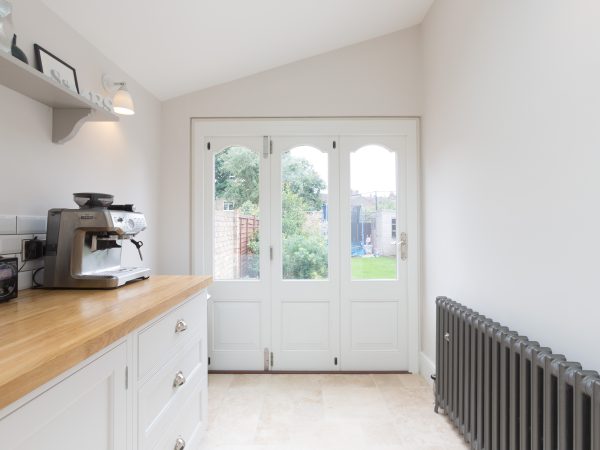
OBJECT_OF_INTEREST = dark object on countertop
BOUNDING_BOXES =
[73,192,114,208]
[109,204,136,212]
[11,34,28,64]
[0,256,18,302]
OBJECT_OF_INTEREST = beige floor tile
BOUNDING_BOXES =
[200,374,468,450]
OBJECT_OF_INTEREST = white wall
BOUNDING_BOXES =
[421,0,600,371]
[0,0,161,269]
[159,28,422,274]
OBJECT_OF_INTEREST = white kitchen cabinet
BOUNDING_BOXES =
[0,343,128,450]
[135,292,208,450]
[0,290,208,450]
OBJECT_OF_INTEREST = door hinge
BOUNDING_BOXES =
[270,246,273,261]
[208,356,211,366]
[206,141,211,151]
[270,352,274,368]
[334,357,338,366]
[262,136,269,158]
[270,139,273,154]
[125,366,128,389]
[333,140,337,149]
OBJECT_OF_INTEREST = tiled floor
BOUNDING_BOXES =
[201,374,468,450]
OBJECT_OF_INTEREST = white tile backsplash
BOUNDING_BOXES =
[18,271,33,290]
[0,215,46,292]
[0,215,17,234]
[0,235,24,255]
[17,216,47,234]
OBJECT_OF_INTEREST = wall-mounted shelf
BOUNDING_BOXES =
[0,50,119,144]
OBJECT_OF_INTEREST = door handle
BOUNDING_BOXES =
[399,232,408,261]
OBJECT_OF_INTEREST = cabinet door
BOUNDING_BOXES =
[0,343,127,450]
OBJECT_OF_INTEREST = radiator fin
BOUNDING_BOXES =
[435,297,600,450]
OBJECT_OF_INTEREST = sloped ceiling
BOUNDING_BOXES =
[42,0,434,100]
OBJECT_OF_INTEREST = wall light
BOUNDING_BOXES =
[102,74,135,116]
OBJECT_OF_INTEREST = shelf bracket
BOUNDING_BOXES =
[52,108,94,144]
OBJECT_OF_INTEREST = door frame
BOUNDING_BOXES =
[191,117,421,373]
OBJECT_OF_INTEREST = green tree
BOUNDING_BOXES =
[282,153,325,210]
[283,234,328,279]
[281,157,328,280]
[216,147,328,279]
[282,186,307,236]
[215,147,259,208]
[215,147,325,213]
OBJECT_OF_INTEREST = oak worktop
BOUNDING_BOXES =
[0,275,212,410]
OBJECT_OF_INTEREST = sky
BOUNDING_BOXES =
[290,145,397,194]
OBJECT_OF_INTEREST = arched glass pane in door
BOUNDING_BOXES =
[350,145,397,280]
[214,146,260,280]
[281,146,329,280]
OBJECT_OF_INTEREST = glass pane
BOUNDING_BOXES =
[350,145,397,280]
[214,146,260,280]
[281,146,328,280]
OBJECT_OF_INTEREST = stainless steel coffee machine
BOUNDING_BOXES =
[43,193,151,289]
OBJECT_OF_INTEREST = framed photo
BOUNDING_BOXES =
[33,44,80,94]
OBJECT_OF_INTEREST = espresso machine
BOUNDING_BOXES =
[43,193,151,289]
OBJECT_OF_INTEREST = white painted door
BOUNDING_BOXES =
[340,135,414,370]
[195,119,419,373]
[203,136,271,370]
[0,344,127,450]
[270,136,340,370]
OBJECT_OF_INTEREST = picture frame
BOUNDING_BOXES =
[33,44,80,94]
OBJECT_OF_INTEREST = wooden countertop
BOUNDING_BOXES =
[0,275,212,410]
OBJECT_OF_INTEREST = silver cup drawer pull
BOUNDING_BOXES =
[173,371,186,388]
[174,437,186,450]
[175,319,188,333]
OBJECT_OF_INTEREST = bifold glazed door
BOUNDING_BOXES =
[340,136,410,370]
[196,119,419,372]
[269,136,340,370]
[203,136,271,370]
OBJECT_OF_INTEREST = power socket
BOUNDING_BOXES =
[22,238,45,261]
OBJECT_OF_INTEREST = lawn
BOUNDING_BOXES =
[351,256,397,280]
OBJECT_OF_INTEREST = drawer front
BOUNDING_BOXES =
[138,292,206,379]
[149,379,207,450]
[138,339,205,444]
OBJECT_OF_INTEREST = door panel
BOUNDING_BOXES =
[270,136,339,370]
[340,136,409,370]
[204,136,270,370]
[212,301,261,351]
[280,301,330,351]
[350,301,400,350]
[0,344,127,450]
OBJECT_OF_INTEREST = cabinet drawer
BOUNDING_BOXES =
[138,292,206,379]
[149,379,207,450]
[138,339,205,445]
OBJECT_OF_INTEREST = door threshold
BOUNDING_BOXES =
[209,370,411,374]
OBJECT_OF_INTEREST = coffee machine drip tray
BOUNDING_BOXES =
[87,267,151,288]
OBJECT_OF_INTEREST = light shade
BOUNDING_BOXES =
[112,86,135,115]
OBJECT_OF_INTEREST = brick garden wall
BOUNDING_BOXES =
[214,209,240,280]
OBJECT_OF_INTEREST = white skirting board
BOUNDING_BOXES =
[419,352,436,385]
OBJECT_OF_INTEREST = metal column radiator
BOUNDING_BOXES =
[435,296,600,450]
